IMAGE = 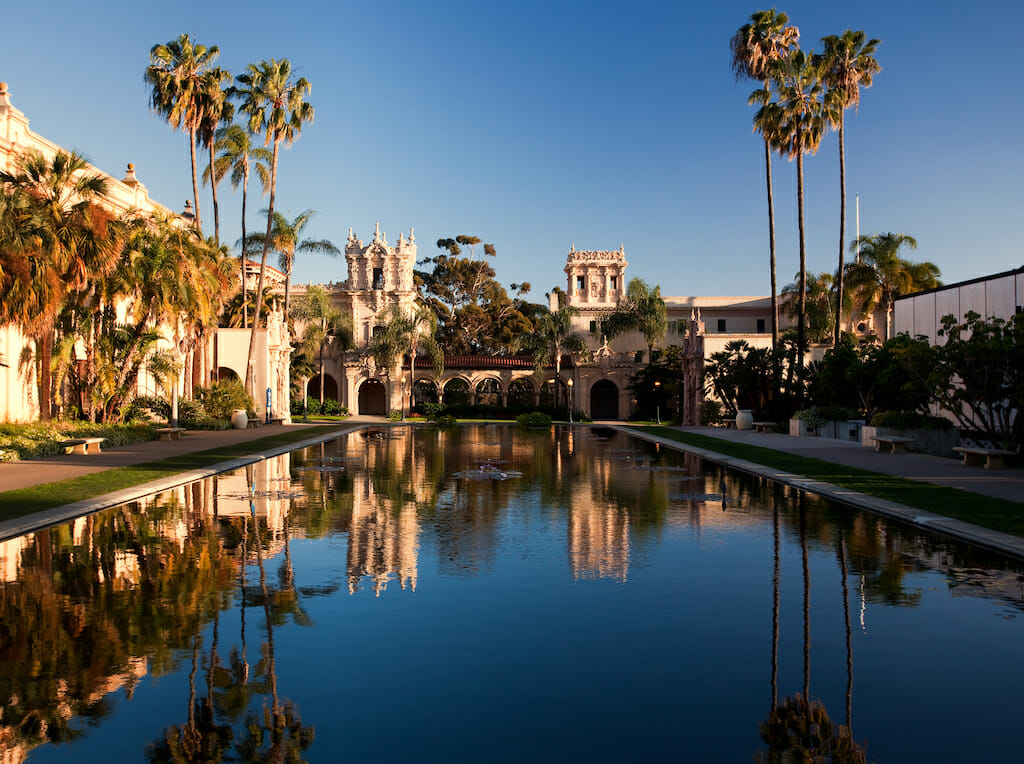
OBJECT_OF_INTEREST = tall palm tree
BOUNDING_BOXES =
[515,303,591,408]
[367,304,444,411]
[0,150,117,421]
[732,10,800,350]
[292,285,352,404]
[207,124,272,329]
[845,233,939,341]
[818,31,881,347]
[232,58,314,400]
[600,277,668,362]
[242,209,337,327]
[755,49,835,369]
[197,68,235,246]
[145,34,222,235]
[781,270,850,345]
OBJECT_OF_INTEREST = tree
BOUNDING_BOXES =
[732,9,800,350]
[292,285,352,405]
[197,67,235,245]
[754,49,835,369]
[0,150,118,421]
[781,271,847,345]
[818,31,881,348]
[845,233,938,341]
[145,34,222,235]
[207,124,272,329]
[514,303,591,408]
[600,277,668,362]
[232,58,314,401]
[243,209,337,327]
[367,304,443,412]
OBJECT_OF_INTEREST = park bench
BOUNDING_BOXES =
[952,446,1015,470]
[154,427,186,441]
[60,437,105,455]
[752,421,777,433]
[246,418,262,429]
[869,435,914,454]
[267,416,286,426]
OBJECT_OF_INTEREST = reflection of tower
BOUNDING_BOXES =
[567,459,630,582]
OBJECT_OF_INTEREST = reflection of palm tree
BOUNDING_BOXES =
[770,504,780,709]
[839,531,854,731]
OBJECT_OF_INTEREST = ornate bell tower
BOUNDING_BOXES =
[563,245,628,308]
[343,223,417,348]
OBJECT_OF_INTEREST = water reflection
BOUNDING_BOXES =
[0,424,1022,762]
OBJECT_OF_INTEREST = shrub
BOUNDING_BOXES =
[795,405,857,429]
[386,410,404,422]
[700,400,723,426]
[292,398,349,417]
[0,422,155,460]
[516,412,552,428]
[194,379,253,421]
[870,411,954,430]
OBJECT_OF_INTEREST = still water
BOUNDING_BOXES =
[2,424,1022,762]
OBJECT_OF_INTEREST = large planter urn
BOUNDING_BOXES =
[231,409,248,430]
[736,410,754,430]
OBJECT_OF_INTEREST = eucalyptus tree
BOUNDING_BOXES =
[600,277,668,362]
[845,233,938,341]
[145,34,222,235]
[207,124,271,328]
[731,9,800,349]
[0,150,117,421]
[232,58,314,399]
[818,31,881,347]
[754,49,835,366]
[196,67,234,245]
[242,209,337,327]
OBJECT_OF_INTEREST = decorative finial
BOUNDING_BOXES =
[374,221,381,242]
[127,163,134,171]
[182,200,195,221]
[0,82,7,92]
[409,226,415,242]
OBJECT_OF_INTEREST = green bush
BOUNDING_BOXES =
[700,400,723,426]
[0,422,155,461]
[194,379,253,421]
[386,410,404,422]
[292,398,349,417]
[516,412,552,428]
[870,411,954,430]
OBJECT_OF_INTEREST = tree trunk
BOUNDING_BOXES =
[189,128,202,235]
[283,270,291,330]
[209,140,220,245]
[834,116,846,348]
[765,137,779,350]
[241,169,249,330]
[37,328,52,422]
[319,324,325,405]
[244,138,279,403]
[796,147,807,373]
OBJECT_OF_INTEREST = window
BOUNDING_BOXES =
[610,276,618,290]
[717,319,727,333]
[372,268,384,289]
[372,325,384,338]
[757,318,765,333]
[576,275,585,291]
[634,351,644,363]
[589,320,598,334]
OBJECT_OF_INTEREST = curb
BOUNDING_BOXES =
[616,425,1024,563]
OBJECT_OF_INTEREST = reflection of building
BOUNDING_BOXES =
[568,494,630,582]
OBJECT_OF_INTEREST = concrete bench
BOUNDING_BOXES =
[870,435,914,454]
[60,437,106,455]
[246,418,262,429]
[267,417,286,426]
[953,446,1015,470]
[154,427,186,441]
[752,421,777,433]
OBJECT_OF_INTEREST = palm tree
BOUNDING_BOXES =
[781,271,847,345]
[196,68,234,246]
[755,49,835,368]
[515,303,591,409]
[207,125,272,329]
[732,10,800,350]
[845,233,939,341]
[232,58,314,401]
[242,209,337,327]
[818,31,881,347]
[0,150,117,421]
[367,304,444,411]
[292,285,352,405]
[145,34,222,235]
[600,277,668,362]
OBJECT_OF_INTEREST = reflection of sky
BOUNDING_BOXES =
[12,425,1024,763]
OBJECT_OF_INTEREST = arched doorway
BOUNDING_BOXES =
[590,379,619,419]
[307,374,338,402]
[443,378,472,407]
[412,379,438,408]
[507,378,534,410]
[539,378,568,410]
[475,378,502,407]
[216,367,240,382]
[357,379,387,415]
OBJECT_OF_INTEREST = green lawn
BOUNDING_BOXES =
[0,425,347,521]
[630,426,1024,537]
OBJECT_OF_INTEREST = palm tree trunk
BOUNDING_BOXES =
[319,323,326,405]
[189,128,202,234]
[796,148,807,373]
[765,138,779,350]
[834,116,846,348]
[37,328,52,422]
[241,169,249,330]
[283,271,291,330]
[245,139,279,401]
[209,140,220,245]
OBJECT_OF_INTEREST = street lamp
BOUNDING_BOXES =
[567,378,574,424]
[654,379,661,425]
[400,376,407,421]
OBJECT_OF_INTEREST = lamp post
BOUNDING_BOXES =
[567,378,574,424]
[400,376,407,421]
[654,379,661,425]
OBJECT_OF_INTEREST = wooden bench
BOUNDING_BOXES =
[953,446,1015,470]
[60,437,106,455]
[869,435,914,454]
[246,418,262,429]
[154,427,186,441]
[267,416,286,426]
[752,421,777,433]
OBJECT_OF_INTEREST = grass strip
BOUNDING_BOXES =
[631,426,1024,537]
[0,425,347,520]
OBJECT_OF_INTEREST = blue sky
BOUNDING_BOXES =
[4,0,1021,299]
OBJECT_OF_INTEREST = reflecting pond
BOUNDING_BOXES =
[2,424,1023,762]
